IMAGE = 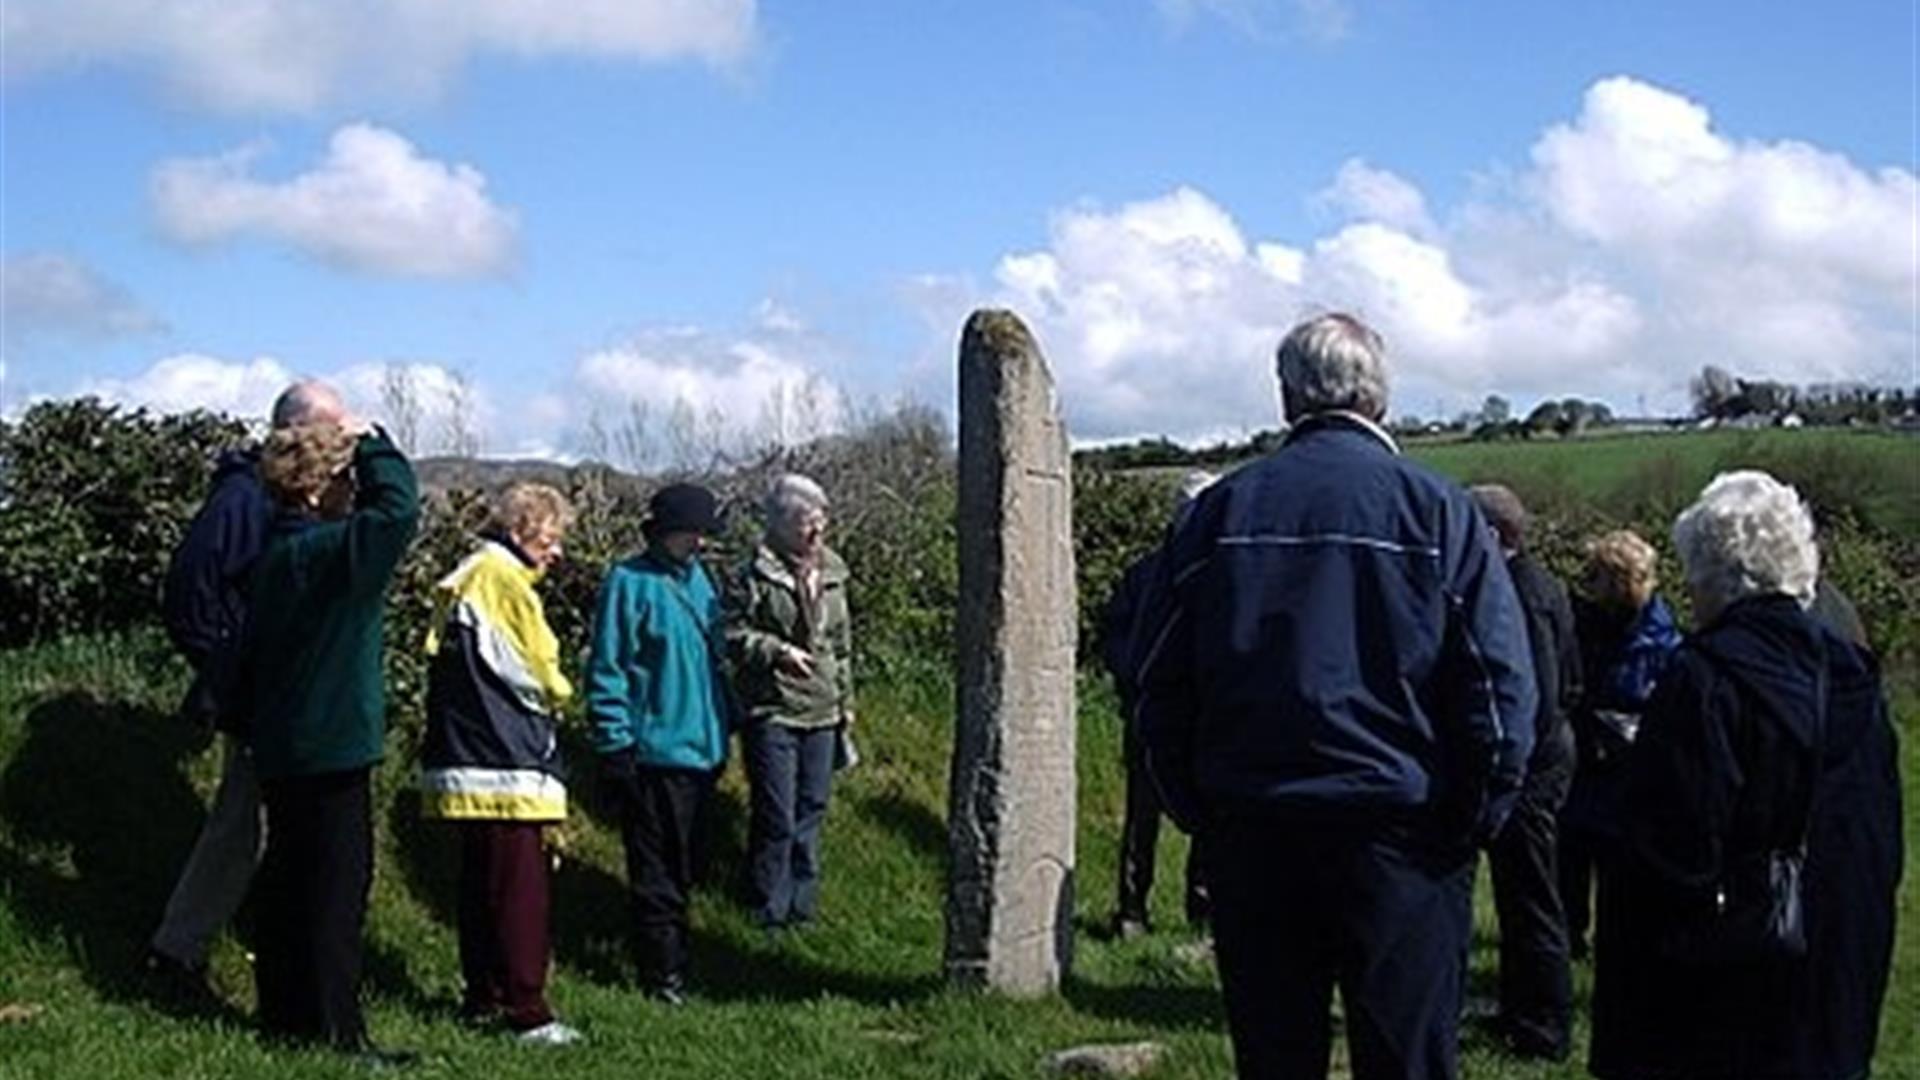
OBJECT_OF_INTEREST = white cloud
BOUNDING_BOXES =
[932,76,1913,439]
[1,252,165,342]
[1,0,756,112]
[971,187,1638,440]
[151,124,518,278]
[72,353,493,454]
[1317,159,1433,235]
[573,321,846,462]
[79,354,295,418]
[38,298,850,462]
[1534,76,1915,294]
[333,361,495,454]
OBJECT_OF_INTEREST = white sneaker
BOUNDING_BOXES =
[515,1021,582,1047]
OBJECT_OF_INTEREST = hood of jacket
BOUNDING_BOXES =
[1689,594,1828,751]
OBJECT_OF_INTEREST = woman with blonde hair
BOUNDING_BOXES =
[240,418,418,1061]
[1559,528,1681,959]
[419,483,580,1045]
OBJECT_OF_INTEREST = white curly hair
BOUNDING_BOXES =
[1671,469,1819,619]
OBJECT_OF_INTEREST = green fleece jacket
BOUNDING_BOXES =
[726,544,854,730]
[242,430,420,780]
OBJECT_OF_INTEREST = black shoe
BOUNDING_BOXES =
[142,947,215,1005]
[1489,1016,1569,1063]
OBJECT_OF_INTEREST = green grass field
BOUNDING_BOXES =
[0,628,1914,1079]
[1405,427,1919,537]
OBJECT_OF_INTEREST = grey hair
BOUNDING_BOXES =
[1274,313,1390,421]
[764,472,830,524]
[1468,483,1529,551]
[1672,470,1819,613]
[270,380,346,429]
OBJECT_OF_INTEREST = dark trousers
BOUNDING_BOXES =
[1558,820,1601,954]
[1210,818,1475,1080]
[456,821,554,1030]
[1486,773,1573,1055]
[1117,723,1210,925]
[614,764,714,987]
[255,767,372,1048]
[744,722,837,927]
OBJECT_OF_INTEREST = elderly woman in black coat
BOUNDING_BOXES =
[1590,470,1902,1080]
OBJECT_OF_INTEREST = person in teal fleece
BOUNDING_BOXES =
[238,419,418,1062]
[587,482,730,1003]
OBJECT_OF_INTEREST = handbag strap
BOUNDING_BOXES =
[1793,635,1829,857]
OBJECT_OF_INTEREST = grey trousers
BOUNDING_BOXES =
[151,735,266,965]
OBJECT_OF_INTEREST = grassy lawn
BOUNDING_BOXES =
[1,629,1914,1079]
[1405,428,1919,537]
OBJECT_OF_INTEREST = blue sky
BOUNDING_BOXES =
[2,0,1913,457]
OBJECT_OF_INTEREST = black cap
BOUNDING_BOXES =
[646,482,723,537]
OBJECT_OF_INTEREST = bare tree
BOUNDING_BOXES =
[442,369,480,458]
[381,363,422,454]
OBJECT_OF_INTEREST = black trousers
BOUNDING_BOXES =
[1210,817,1475,1080]
[1117,722,1210,925]
[613,763,715,987]
[744,723,837,927]
[1485,765,1573,1055]
[255,767,372,1048]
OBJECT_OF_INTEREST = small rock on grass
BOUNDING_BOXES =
[1047,1040,1166,1077]
[0,1003,45,1024]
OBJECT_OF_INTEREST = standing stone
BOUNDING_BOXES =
[945,309,1077,995]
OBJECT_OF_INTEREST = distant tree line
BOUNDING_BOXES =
[1689,364,1914,426]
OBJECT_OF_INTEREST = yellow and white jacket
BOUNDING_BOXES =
[418,539,573,821]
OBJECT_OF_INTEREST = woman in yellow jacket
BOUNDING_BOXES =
[419,484,579,1046]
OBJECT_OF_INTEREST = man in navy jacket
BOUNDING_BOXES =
[1133,313,1536,1080]
[146,380,348,989]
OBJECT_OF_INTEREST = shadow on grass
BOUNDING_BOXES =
[1062,975,1224,1032]
[852,788,948,865]
[0,690,247,1023]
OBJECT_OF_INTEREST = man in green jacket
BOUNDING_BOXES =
[239,420,418,1060]
[588,482,729,1003]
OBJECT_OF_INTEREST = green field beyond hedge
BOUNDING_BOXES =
[0,421,1914,1079]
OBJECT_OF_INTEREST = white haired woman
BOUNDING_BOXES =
[1590,471,1902,1080]
[726,474,855,930]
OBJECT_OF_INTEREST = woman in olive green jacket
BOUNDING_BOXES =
[727,474,854,929]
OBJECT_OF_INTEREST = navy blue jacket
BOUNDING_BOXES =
[1591,596,1902,1079]
[1133,413,1537,846]
[161,449,271,729]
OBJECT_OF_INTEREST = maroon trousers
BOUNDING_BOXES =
[456,821,554,1030]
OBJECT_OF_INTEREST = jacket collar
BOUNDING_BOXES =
[752,543,846,590]
[481,530,540,572]
[641,548,701,581]
[1283,410,1400,455]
